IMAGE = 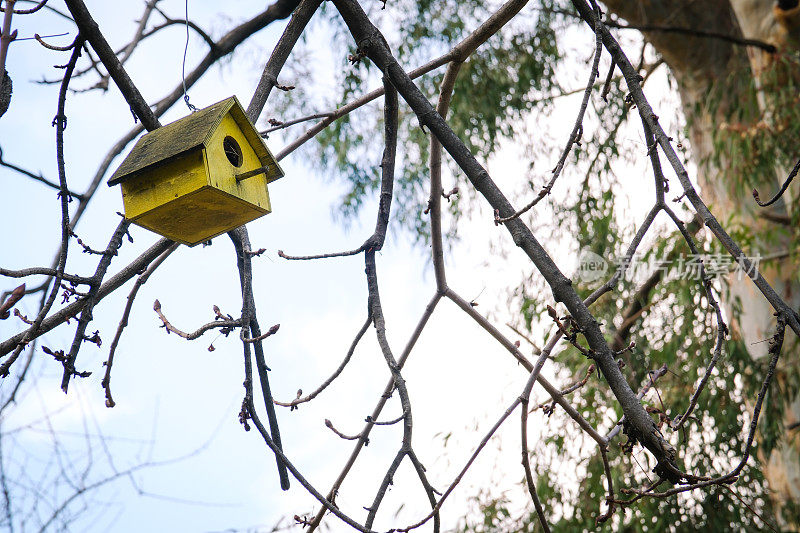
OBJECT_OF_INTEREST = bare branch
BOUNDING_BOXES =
[102,242,178,408]
[0,238,175,357]
[753,156,800,207]
[496,9,603,225]
[1,0,47,14]
[0,145,84,199]
[275,0,530,161]
[275,315,370,408]
[64,0,160,130]
[247,0,322,122]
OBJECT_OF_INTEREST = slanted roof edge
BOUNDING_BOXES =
[107,145,204,186]
[108,97,236,186]
[226,97,285,183]
[108,96,285,187]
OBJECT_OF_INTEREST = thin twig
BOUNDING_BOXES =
[33,33,75,50]
[495,9,604,225]
[230,227,290,490]
[241,323,280,343]
[274,315,371,408]
[60,220,131,392]
[0,145,84,199]
[103,242,178,408]
[752,156,800,207]
[0,35,84,379]
[247,0,322,122]
[324,419,363,441]
[605,17,777,54]
[0,267,91,285]
[275,0,530,161]
[260,112,334,135]
[1,0,47,14]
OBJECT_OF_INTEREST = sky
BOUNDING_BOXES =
[0,1,690,532]
[0,2,575,531]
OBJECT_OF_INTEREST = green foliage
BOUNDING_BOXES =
[708,52,800,210]
[512,217,784,530]
[280,1,800,530]
[307,0,566,242]
[454,493,517,533]
[445,7,562,159]
[457,37,796,530]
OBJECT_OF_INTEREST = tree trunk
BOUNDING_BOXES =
[603,0,800,526]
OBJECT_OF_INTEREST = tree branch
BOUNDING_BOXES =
[334,0,682,482]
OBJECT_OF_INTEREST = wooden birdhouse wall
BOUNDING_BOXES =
[121,151,207,221]
[206,114,271,214]
[108,96,284,246]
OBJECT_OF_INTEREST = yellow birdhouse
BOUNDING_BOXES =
[108,96,284,246]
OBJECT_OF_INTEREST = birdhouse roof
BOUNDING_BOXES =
[107,96,282,186]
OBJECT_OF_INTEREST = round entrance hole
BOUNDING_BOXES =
[223,136,243,167]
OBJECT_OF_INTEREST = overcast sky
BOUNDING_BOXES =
[0,2,573,531]
[0,1,689,531]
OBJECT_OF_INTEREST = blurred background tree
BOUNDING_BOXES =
[303,0,800,529]
[1,0,799,531]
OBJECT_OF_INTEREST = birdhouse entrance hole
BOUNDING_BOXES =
[107,96,285,246]
[223,136,243,167]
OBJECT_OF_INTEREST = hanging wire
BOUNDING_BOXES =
[181,0,197,112]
